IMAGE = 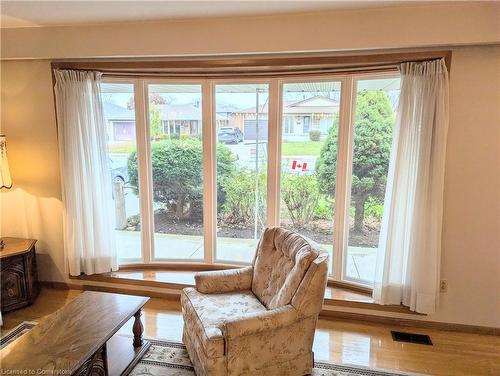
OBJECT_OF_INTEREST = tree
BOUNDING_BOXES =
[127,92,168,110]
[128,139,236,220]
[149,104,162,141]
[316,90,395,232]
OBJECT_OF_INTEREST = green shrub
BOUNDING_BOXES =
[364,197,384,220]
[149,105,162,141]
[220,169,266,227]
[313,195,334,220]
[128,139,236,220]
[216,143,238,211]
[281,174,319,229]
[347,198,384,223]
[309,130,321,142]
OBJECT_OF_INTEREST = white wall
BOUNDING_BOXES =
[0,60,66,282]
[435,46,500,327]
[1,4,499,327]
[1,3,499,59]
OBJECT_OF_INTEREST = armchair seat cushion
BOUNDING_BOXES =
[181,287,267,358]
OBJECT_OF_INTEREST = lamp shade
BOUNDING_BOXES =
[0,135,12,189]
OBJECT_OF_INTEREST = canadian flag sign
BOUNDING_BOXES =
[291,160,308,172]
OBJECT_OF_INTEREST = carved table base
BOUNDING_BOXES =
[72,308,149,376]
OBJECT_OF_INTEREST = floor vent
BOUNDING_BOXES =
[391,331,433,345]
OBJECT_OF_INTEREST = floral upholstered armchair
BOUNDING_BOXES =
[181,227,329,376]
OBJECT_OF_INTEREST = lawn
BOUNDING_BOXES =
[109,140,323,156]
[281,141,323,156]
[108,142,136,154]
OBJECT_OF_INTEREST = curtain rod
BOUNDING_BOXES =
[51,50,452,79]
[52,50,450,73]
[98,64,399,79]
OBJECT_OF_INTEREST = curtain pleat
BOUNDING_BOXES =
[373,59,449,314]
[54,69,117,276]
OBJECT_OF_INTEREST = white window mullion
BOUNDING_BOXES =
[134,79,154,264]
[266,79,282,227]
[333,76,355,279]
[202,81,216,264]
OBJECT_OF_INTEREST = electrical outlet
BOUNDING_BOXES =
[440,279,448,293]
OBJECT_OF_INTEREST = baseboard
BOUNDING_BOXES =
[40,281,499,336]
[319,309,500,336]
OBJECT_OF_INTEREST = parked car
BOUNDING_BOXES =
[218,127,244,144]
[109,156,128,184]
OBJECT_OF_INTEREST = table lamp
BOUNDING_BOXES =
[1,134,12,249]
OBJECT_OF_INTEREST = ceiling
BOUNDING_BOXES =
[1,1,451,28]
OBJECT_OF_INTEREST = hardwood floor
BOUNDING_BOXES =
[2,288,499,376]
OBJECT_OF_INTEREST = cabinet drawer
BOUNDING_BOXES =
[1,255,28,310]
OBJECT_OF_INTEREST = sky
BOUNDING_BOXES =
[102,90,337,111]
[101,78,400,112]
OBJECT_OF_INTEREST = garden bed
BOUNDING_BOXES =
[126,209,380,248]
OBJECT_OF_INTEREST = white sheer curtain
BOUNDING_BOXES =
[54,69,117,276]
[373,59,449,314]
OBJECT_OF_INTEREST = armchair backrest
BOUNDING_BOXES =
[251,227,328,313]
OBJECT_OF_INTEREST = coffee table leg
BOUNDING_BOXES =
[133,309,144,347]
[102,343,109,375]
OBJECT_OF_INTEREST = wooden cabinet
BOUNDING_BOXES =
[1,238,39,312]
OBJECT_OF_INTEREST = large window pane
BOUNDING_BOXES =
[101,82,142,262]
[280,81,342,273]
[344,77,401,284]
[215,84,269,263]
[147,84,204,260]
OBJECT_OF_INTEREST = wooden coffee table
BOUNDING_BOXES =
[1,291,150,375]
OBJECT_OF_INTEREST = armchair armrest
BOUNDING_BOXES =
[195,266,253,294]
[222,305,298,339]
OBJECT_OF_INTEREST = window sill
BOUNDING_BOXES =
[70,266,419,315]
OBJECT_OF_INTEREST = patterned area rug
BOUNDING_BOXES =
[2,322,423,376]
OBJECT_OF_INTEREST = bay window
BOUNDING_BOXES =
[279,80,342,274]
[147,84,204,261]
[215,83,269,264]
[101,82,142,263]
[344,77,400,285]
[100,72,401,288]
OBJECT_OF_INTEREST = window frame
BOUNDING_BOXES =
[211,79,272,265]
[339,72,402,287]
[144,80,206,263]
[276,75,347,278]
[101,70,400,289]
